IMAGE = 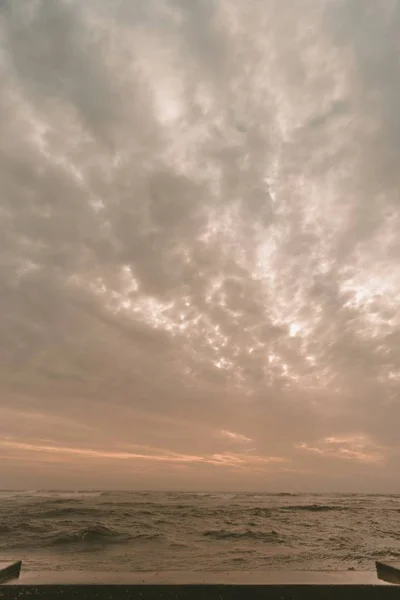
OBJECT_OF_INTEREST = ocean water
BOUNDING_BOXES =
[1,491,399,572]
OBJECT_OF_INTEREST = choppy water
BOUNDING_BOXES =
[1,491,400,571]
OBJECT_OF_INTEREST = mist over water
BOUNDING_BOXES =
[1,491,400,571]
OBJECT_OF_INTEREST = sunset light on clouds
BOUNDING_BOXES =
[1,0,400,492]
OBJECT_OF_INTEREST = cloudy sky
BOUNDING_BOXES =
[1,0,400,492]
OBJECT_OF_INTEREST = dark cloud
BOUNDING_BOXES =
[0,0,399,491]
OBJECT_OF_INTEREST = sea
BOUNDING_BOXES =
[1,491,399,572]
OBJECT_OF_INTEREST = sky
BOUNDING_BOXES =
[1,0,400,492]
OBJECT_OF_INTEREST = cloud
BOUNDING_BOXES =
[219,430,252,444]
[296,435,386,465]
[1,0,400,490]
[0,438,288,480]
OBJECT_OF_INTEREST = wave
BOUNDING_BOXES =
[131,533,163,541]
[203,528,282,542]
[99,506,157,516]
[40,524,165,547]
[372,549,400,558]
[0,520,52,536]
[2,490,103,499]
[43,524,129,546]
[40,507,102,518]
[248,508,272,517]
[279,504,344,512]
[100,500,165,509]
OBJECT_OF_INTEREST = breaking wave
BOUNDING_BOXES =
[43,524,130,546]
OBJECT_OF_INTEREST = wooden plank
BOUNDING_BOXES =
[5,569,387,586]
[376,561,400,585]
[0,561,22,584]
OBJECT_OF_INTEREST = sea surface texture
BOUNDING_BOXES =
[0,491,399,571]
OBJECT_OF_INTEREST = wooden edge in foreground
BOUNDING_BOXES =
[3,569,389,586]
[376,561,400,585]
[0,561,22,584]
